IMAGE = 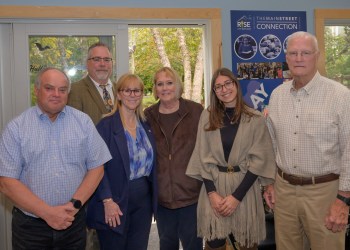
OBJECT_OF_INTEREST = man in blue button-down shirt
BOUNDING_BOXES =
[0,67,112,250]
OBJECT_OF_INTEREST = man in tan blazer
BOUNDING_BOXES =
[68,42,115,125]
[68,42,115,250]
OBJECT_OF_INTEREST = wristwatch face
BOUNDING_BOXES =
[70,199,82,209]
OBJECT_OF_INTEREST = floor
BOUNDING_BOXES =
[148,219,276,250]
[148,220,184,250]
[148,220,160,249]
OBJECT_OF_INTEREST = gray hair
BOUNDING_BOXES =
[35,67,71,92]
[87,42,111,60]
[286,31,319,52]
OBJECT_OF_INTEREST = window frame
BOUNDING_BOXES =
[0,6,222,71]
[1,7,221,250]
[0,6,221,111]
[314,9,350,76]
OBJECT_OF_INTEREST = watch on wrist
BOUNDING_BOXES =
[336,194,350,206]
[70,198,82,209]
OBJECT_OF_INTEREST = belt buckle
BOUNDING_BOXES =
[290,175,303,185]
[227,165,234,173]
[296,176,303,185]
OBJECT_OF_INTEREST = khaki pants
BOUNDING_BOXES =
[274,174,345,250]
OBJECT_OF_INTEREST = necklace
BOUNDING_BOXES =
[121,114,137,130]
[123,119,137,130]
[225,112,234,125]
[124,122,137,130]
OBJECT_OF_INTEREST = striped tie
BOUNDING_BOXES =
[99,84,113,112]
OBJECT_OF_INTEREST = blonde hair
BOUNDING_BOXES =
[105,73,146,122]
[152,67,183,100]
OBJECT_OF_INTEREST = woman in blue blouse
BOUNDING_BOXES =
[86,73,157,250]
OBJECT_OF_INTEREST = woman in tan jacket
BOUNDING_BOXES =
[186,68,276,250]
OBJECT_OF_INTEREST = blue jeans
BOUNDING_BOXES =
[12,207,86,250]
[157,203,203,250]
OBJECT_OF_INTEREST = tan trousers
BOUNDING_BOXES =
[274,174,345,250]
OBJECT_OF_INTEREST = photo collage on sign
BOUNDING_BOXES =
[231,11,306,111]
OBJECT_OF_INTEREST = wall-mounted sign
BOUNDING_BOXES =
[231,10,306,111]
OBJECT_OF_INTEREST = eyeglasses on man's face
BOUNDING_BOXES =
[88,57,113,63]
[213,80,235,93]
[120,88,143,97]
[286,50,316,58]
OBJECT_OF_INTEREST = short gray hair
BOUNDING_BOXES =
[286,31,319,52]
[35,67,71,92]
[87,42,111,60]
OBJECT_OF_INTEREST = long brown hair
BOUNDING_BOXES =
[206,67,255,131]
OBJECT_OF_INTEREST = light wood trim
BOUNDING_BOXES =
[0,5,222,71]
[315,9,350,75]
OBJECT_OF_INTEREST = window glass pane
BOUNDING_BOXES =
[129,26,205,107]
[29,36,116,105]
[324,25,350,88]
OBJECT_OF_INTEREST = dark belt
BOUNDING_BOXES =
[13,207,45,221]
[217,165,240,173]
[13,205,85,221]
[277,167,339,186]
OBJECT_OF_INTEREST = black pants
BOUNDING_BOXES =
[157,203,203,250]
[96,177,153,250]
[12,207,86,250]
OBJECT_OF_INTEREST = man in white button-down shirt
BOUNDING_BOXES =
[264,31,350,250]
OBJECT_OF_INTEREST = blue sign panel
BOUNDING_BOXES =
[231,11,306,111]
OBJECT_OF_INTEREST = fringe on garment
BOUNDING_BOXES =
[197,171,266,248]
